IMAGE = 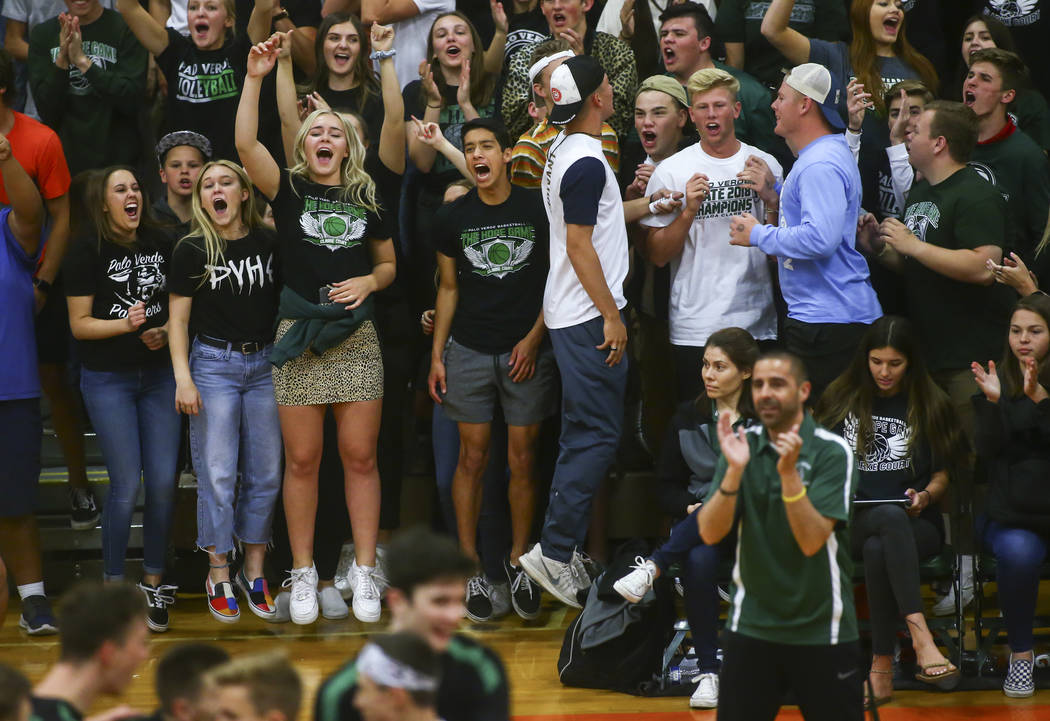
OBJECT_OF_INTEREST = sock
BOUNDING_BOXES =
[17,582,45,600]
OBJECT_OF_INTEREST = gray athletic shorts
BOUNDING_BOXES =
[441,337,559,426]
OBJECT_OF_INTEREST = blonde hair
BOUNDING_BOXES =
[289,109,377,212]
[181,160,264,289]
[205,653,301,721]
[687,68,740,103]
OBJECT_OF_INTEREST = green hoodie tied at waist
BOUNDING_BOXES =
[270,286,374,369]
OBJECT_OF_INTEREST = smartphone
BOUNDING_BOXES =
[319,285,335,305]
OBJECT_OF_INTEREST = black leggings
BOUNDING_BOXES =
[850,503,942,656]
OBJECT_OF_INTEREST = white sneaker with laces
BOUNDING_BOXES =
[519,544,584,608]
[319,586,349,619]
[690,672,719,708]
[349,561,383,623]
[613,556,657,603]
[282,565,319,625]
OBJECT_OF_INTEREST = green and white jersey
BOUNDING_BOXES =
[707,413,859,645]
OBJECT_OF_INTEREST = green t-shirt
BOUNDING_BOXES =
[705,413,858,646]
[901,166,1014,372]
[970,127,1050,267]
[27,9,147,175]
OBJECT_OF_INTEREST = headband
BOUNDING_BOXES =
[528,50,575,86]
[356,643,439,692]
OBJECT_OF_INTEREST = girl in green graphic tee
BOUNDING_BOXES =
[236,34,396,626]
[115,0,271,162]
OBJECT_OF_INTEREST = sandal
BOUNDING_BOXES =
[865,668,893,710]
[914,660,960,689]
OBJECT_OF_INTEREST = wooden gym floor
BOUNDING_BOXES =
[2,595,1049,721]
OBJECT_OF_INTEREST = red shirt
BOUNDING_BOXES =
[0,111,71,205]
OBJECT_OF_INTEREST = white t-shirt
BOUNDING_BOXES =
[389,0,455,90]
[164,0,189,35]
[3,0,116,120]
[640,141,782,346]
[541,131,629,329]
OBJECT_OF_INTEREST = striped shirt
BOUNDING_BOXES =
[510,119,620,190]
[706,412,859,645]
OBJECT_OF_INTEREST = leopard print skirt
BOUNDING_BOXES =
[271,319,384,406]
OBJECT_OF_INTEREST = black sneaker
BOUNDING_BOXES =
[18,595,58,635]
[465,575,493,622]
[504,558,541,619]
[69,487,100,530]
[138,582,177,632]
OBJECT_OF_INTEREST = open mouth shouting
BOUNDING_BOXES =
[551,12,567,28]
[963,90,976,108]
[883,15,900,37]
[333,50,352,67]
[663,46,678,69]
[192,20,212,43]
[124,198,140,222]
[704,121,723,138]
[472,160,492,183]
[640,130,658,151]
[212,196,229,217]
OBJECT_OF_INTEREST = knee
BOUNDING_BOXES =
[862,535,885,564]
[506,446,535,477]
[342,449,378,479]
[994,530,1046,570]
[686,542,721,578]
[457,444,488,478]
[284,449,321,481]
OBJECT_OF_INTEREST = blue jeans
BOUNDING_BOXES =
[81,364,181,579]
[983,517,1049,652]
[189,339,282,554]
[542,315,628,562]
[432,403,511,581]
[651,509,733,673]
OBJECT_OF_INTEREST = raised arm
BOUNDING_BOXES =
[0,134,43,256]
[760,0,811,66]
[372,23,406,174]
[67,15,148,103]
[273,35,300,164]
[774,426,836,557]
[362,0,423,25]
[698,414,748,545]
[483,0,508,76]
[236,37,283,200]
[411,118,472,180]
[117,0,171,56]
[406,67,444,172]
[248,0,277,44]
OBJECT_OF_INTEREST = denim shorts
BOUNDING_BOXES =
[441,338,558,426]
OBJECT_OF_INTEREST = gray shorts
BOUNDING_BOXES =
[441,337,559,426]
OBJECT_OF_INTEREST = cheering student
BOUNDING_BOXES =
[153,131,211,239]
[64,167,181,632]
[972,294,1050,700]
[236,33,395,626]
[428,117,552,623]
[167,160,281,624]
[116,0,271,161]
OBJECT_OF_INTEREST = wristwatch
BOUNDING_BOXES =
[272,9,290,22]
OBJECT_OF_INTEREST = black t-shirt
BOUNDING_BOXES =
[32,696,83,721]
[268,169,391,301]
[168,228,280,343]
[320,85,385,147]
[840,393,941,500]
[433,186,549,354]
[365,149,407,304]
[62,230,171,372]
[156,29,252,162]
[313,635,510,721]
[901,166,1014,372]
[505,7,548,64]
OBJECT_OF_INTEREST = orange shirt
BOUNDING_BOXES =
[0,111,71,206]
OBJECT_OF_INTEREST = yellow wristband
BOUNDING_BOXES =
[782,487,807,504]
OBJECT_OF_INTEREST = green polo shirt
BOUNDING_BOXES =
[705,413,858,646]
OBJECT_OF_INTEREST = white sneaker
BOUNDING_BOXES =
[614,557,657,603]
[336,545,388,600]
[518,544,585,608]
[282,565,319,625]
[690,672,719,708]
[349,561,382,623]
[931,585,975,616]
[319,586,349,619]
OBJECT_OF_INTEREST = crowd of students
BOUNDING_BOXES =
[1,0,1050,718]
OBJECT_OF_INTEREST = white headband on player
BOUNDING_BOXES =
[528,50,575,86]
[356,643,439,692]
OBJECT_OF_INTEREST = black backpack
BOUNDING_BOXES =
[557,542,676,695]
